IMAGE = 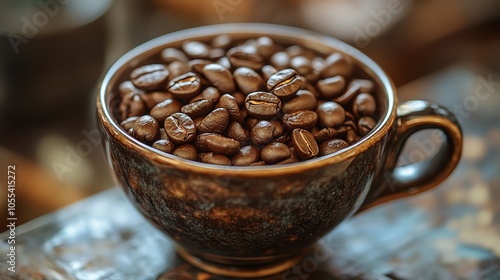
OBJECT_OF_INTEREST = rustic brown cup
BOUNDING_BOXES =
[96,24,462,278]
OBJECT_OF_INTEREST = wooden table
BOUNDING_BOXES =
[1,66,499,279]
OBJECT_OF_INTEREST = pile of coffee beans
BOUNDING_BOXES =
[114,35,378,166]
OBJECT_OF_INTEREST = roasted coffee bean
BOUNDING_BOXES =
[188,59,212,75]
[209,48,226,60]
[173,144,198,161]
[251,120,278,145]
[232,145,260,166]
[233,108,248,124]
[270,120,284,138]
[206,135,240,155]
[130,64,169,91]
[120,116,139,131]
[286,45,314,59]
[334,79,375,105]
[167,72,201,99]
[270,51,290,70]
[231,92,246,106]
[353,93,376,118]
[217,57,232,69]
[118,81,142,98]
[267,69,302,97]
[161,48,188,63]
[317,76,346,99]
[152,139,175,154]
[202,63,236,93]
[358,116,376,136]
[261,142,291,164]
[246,118,260,129]
[193,117,204,128]
[119,92,146,121]
[282,110,318,131]
[150,99,181,124]
[319,139,349,156]
[218,94,240,121]
[211,34,232,49]
[345,111,356,122]
[142,92,173,109]
[227,121,250,143]
[250,161,266,166]
[233,67,264,95]
[160,128,168,139]
[164,113,197,144]
[316,102,345,128]
[200,152,231,165]
[245,92,282,119]
[312,127,338,143]
[182,41,210,59]
[276,132,290,144]
[132,115,160,144]
[346,130,358,144]
[261,65,278,81]
[198,108,230,134]
[195,133,218,151]
[312,57,326,73]
[181,99,212,119]
[168,61,190,78]
[291,129,319,160]
[256,36,277,59]
[290,56,313,76]
[320,53,354,79]
[227,46,264,70]
[202,87,221,104]
[282,90,317,114]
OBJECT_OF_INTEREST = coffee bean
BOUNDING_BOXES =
[270,51,290,70]
[276,132,290,144]
[261,65,278,81]
[233,108,248,124]
[261,142,291,164]
[182,41,210,59]
[319,139,349,156]
[286,45,314,59]
[312,57,326,73]
[245,92,282,119]
[119,92,146,121]
[161,48,188,63]
[334,79,375,105]
[168,61,190,78]
[211,34,232,49]
[142,92,173,109]
[150,99,181,124]
[188,59,212,76]
[200,152,231,165]
[231,92,246,106]
[202,87,221,104]
[256,36,277,59]
[217,57,232,69]
[118,81,142,98]
[173,144,198,161]
[246,118,260,129]
[283,110,318,131]
[198,108,230,134]
[317,76,346,99]
[232,145,260,166]
[312,127,338,143]
[316,102,345,128]
[290,56,313,76]
[251,120,279,145]
[358,116,376,136]
[164,113,197,144]
[132,115,160,143]
[167,72,201,99]
[267,69,302,97]
[120,116,139,131]
[209,48,226,60]
[227,121,250,143]
[233,67,264,95]
[195,133,218,152]
[345,111,356,122]
[250,161,266,166]
[320,53,354,79]
[181,99,212,119]
[152,139,175,154]
[282,90,317,114]
[291,129,319,160]
[206,135,240,155]
[270,120,284,138]
[130,64,169,91]
[218,94,240,121]
[227,46,264,70]
[202,63,236,93]
[353,93,376,118]
[346,130,358,144]
[160,128,168,139]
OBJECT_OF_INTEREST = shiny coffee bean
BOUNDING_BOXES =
[353,93,376,118]
[118,81,142,98]
[270,120,284,138]
[231,92,246,106]
[130,64,169,91]
[246,118,260,129]
[159,128,168,139]
[291,129,319,160]
[198,108,230,134]
[334,79,375,105]
[202,63,236,93]
[256,36,277,59]
[286,45,314,59]
[173,144,198,161]
[132,115,160,144]
[120,116,139,131]
[317,76,346,99]
[227,121,250,143]
[152,139,175,154]
[195,133,218,152]
[270,51,290,70]
[217,57,232,69]
[290,56,313,76]
[312,127,338,143]
[267,69,302,97]
[182,41,210,59]
[320,53,354,79]
[150,99,181,124]
[202,87,221,104]
[164,113,197,144]
[168,61,190,78]
[316,102,345,128]
[181,99,212,119]
[312,57,326,73]
[251,120,278,145]
[276,132,290,144]
[232,145,260,166]
[211,34,232,49]
[282,90,317,114]
[233,67,264,95]
[206,135,240,155]
[200,152,231,165]
[161,48,188,63]
[227,46,264,70]
[218,94,240,121]
[282,110,318,131]
[261,142,291,164]
[142,92,173,109]
[358,117,376,136]
[319,139,349,156]
[188,59,212,76]
[346,129,358,144]
[261,65,278,81]
[167,72,201,99]
[209,48,226,60]
[119,92,146,121]
[245,92,282,119]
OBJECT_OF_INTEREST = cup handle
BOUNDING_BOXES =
[355,100,463,214]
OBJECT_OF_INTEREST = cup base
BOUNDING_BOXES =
[177,246,309,278]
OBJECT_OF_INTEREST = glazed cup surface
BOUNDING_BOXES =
[96,24,462,274]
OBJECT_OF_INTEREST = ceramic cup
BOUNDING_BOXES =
[96,24,462,278]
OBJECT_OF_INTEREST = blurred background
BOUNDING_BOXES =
[1,0,499,225]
